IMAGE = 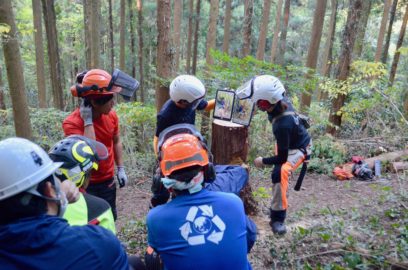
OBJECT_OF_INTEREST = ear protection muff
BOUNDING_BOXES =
[70,84,100,98]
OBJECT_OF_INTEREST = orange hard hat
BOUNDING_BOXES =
[70,69,121,98]
[160,133,209,177]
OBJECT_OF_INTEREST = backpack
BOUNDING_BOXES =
[272,111,311,129]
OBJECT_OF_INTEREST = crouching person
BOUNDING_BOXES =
[146,133,254,270]
[0,138,145,270]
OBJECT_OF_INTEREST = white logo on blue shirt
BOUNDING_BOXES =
[179,205,226,246]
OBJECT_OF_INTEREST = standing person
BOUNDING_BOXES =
[0,138,145,270]
[237,75,312,235]
[151,75,214,207]
[63,69,139,220]
[49,135,116,234]
[146,133,254,270]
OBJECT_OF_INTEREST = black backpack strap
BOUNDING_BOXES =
[271,111,296,125]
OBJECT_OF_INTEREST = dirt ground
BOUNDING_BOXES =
[116,169,408,269]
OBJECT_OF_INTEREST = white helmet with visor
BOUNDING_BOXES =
[170,75,206,109]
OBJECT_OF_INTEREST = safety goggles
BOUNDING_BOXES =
[178,96,204,110]
[256,100,274,111]
[56,166,92,187]
[236,77,255,100]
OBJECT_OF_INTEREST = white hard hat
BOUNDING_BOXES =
[0,138,62,201]
[169,75,206,104]
[251,75,285,104]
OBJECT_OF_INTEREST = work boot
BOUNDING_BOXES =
[270,221,287,235]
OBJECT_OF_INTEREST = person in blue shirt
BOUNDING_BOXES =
[0,137,145,270]
[146,133,254,270]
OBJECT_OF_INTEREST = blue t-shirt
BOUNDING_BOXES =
[147,189,252,270]
[0,215,128,270]
[155,99,208,137]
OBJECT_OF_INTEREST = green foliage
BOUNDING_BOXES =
[308,134,347,174]
[252,186,271,200]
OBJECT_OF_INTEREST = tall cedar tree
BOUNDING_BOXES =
[186,0,194,73]
[156,0,173,111]
[222,0,232,54]
[120,0,126,70]
[326,0,363,135]
[256,0,272,60]
[192,0,201,75]
[353,0,371,57]
[108,0,114,71]
[206,0,219,65]
[173,0,182,72]
[0,66,6,110]
[136,0,145,102]
[83,0,100,68]
[32,0,47,108]
[382,0,398,63]
[0,0,33,138]
[275,0,290,66]
[318,0,338,101]
[389,3,408,85]
[270,0,283,63]
[128,0,137,82]
[242,0,253,56]
[300,0,327,113]
[375,0,392,62]
[42,0,64,110]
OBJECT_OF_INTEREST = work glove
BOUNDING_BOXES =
[80,99,93,126]
[117,166,128,188]
[254,157,264,168]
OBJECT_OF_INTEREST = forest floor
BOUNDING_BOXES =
[116,169,408,269]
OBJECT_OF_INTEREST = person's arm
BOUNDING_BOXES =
[113,134,124,167]
[254,128,290,167]
[83,125,96,140]
[204,99,215,112]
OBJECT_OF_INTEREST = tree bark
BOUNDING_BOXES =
[42,0,63,110]
[136,0,145,103]
[256,0,271,61]
[0,0,32,138]
[108,0,114,71]
[270,0,283,63]
[128,0,137,84]
[192,0,201,75]
[156,0,173,111]
[389,3,408,85]
[353,0,371,58]
[318,0,337,101]
[211,120,249,164]
[300,0,327,113]
[222,0,232,54]
[275,0,290,66]
[375,0,392,62]
[120,0,126,70]
[186,0,194,73]
[0,66,6,110]
[205,0,219,65]
[32,0,47,108]
[382,0,398,64]
[326,0,363,136]
[83,0,100,68]
[242,0,253,57]
[173,0,182,72]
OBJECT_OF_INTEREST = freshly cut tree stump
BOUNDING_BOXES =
[211,119,257,215]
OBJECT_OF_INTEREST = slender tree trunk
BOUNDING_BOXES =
[0,66,6,110]
[192,0,201,75]
[389,3,408,85]
[382,0,398,64]
[206,0,219,65]
[0,0,32,138]
[83,0,100,68]
[275,0,290,66]
[242,0,253,57]
[83,0,91,67]
[353,0,371,58]
[318,0,338,101]
[326,0,362,136]
[375,0,392,62]
[156,0,173,111]
[256,0,271,60]
[222,0,232,54]
[120,0,126,70]
[42,0,63,110]
[300,0,327,113]
[173,0,182,72]
[186,0,194,73]
[128,0,136,82]
[32,0,47,108]
[108,0,114,71]
[270,0,283,63]
[136,0,145,103]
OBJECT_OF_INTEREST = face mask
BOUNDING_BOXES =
[161,171,204,194]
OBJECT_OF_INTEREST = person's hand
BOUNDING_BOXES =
[117,166,128,188]
[254,157,264,168]
[60,180,80,203]
[80,99,93,126]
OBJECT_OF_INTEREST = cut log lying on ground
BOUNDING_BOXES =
[392,161,408,172]
[340,149,408,174]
